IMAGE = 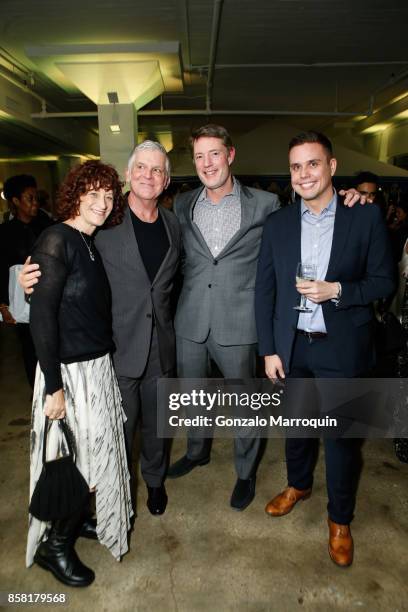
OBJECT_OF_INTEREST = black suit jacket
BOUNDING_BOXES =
[255,198,395,376]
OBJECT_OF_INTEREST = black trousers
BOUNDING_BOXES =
[15,323,37,389]
[117,327,169,488]
[286,333,361,525]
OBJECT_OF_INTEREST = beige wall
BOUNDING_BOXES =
[0,161,55,197]
[168,119,408,177]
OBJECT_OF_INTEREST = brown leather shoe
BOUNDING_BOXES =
[265,486,312,517]
[328,519,354,567]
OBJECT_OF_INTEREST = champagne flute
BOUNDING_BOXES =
[294,262,317,312]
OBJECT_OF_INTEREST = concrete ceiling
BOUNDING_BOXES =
[0,0,408,162]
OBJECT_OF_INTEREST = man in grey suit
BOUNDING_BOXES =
[96,141,181,517]
[168,124,280,510]
[21,141,181,518]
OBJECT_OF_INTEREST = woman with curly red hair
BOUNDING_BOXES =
[26,161,133,587]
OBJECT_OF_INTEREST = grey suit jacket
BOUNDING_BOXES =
[174,182,279,345]
[96,204,181,378]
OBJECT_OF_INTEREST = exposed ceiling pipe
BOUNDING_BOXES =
[31,109,368,119]
[139,109,367,117]
[191,61,408,70]
[368,66,408,101]
[206,0,224,112]
[0,65,46,105]
[0,52,31,80]
[181,0,192,85]
[31,111,98,118]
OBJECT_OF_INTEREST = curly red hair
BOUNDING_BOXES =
[56,160,125,227]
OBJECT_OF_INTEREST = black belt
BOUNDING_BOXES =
[297,329,327,340]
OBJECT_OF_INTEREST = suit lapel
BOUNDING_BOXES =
[325,197,353,281]
[187,187,214,259]
[287,201,302,281]
[119,205,151,284]
[151,207,174,286]
[217,183,257,257]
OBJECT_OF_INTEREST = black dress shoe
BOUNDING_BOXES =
[79,517,98,540]
[167,455,210,479]
[230,477,256,511]
[147,485,168,515]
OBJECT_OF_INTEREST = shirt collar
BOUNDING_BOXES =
[301,189,337,217]
[198,177,239,203]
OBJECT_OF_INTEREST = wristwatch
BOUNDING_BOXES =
[331,282,342,306]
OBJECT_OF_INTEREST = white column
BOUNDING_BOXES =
[97,103,137,179]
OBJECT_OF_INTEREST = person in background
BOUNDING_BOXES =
[355,171,379,204]
[390,237,408,463]
[27,160,132,587]
[0,174,53,388]
[387,201,408,265]
[37,188,56,219]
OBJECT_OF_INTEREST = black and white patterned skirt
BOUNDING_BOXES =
[26,354,133,567]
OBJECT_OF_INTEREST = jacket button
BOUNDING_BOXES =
[213,260,218,265]
[208,284,212,288]
[146,313,152,318]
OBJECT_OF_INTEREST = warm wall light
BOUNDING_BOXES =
[394,110,408,121]
[361,123,392,134]
[109,124,121,133]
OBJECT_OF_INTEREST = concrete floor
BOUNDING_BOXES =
[0,323,407,612]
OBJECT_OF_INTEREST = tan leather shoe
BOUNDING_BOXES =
[265,486,312,517]
[328,519,354,567]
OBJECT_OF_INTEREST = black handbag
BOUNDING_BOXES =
[29,417,89,521]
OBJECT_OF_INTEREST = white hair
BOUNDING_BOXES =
[127,140,171,177]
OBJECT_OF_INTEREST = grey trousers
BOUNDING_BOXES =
[176,333,260,480]
[117,328,169,488]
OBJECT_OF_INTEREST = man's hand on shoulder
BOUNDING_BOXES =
[264,355,285,381]
[18,256,41,295]
[338,188,367,207]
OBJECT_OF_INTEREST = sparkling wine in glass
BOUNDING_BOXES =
[294,262,317,312]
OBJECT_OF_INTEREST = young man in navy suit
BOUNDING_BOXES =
[255,131,395,566]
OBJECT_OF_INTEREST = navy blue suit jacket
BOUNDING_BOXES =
[255,197,396,376]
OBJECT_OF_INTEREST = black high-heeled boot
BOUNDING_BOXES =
[34,511,95,587]
[79,493,98,540]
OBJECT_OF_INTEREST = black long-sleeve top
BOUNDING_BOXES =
[129,207,169,282]
[29,223,113,394]
[0,211,53,304]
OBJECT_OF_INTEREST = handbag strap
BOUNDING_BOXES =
[42,416,75,465]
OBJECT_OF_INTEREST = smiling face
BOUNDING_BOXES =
[193,136,235,194]
[289,142,336,210]
[127,149,169,204]
[76,187,114,233]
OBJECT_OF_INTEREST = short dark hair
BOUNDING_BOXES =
[288,131,333,158]
[3,174,37,201]
[355,171,378,187]
[56,160,125,228]
[190,124,233,152]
